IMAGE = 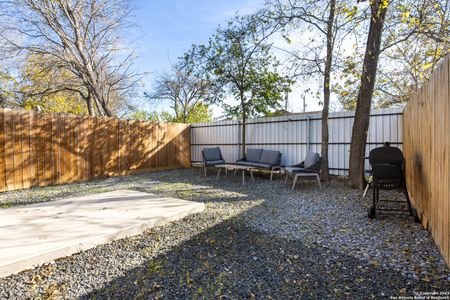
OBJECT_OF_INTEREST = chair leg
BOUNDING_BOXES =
[292,175,298,190]
[316,174,322,190]
[362,182,370,199]
[203,165,207,177]
[270,169,274,181]
[285,173,289,184]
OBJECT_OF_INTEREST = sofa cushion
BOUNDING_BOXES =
[245,148,263,162]
[250,162,272,169]
[203,147,222,161]
[205,159,225,166]
[236,161,271,169]
[260,150,280,165]
[304,151,320,169]
[236,161,257,167]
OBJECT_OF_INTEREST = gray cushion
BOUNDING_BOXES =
[236,161,271,169]
[245,148,263,162]
[285,167,303,174]
[250,162,272,169]
[304,151,320,169]
[205,159,225,166]
[236,161,257,167]
[203,147,222,161]
[260,150,280,165]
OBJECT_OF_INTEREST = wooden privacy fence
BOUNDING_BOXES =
[0,108,191,192]
[403,55,449,266]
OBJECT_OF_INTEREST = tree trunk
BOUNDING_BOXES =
[174,97,180,120]
[87,92,95,116]
[92,92,104,116]
[100,98,113,117]
[320,0,336,182]
[240,91,246,157]
[348,0,389,189]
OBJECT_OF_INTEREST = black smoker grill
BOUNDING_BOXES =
[367,146,419,221]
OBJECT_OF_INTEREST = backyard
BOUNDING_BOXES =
[0,0,449,298]
[0,169,448,299]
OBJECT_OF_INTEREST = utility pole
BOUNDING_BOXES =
[284,92,289,110]
[302,95,306,112]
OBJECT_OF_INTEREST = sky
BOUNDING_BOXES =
[129,0,324,117]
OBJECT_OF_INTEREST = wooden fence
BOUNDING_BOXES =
[0,108,191,192]
[403,55,449,266]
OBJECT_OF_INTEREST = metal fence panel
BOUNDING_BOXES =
[191,108,403,175]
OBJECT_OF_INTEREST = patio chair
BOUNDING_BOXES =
[285,151,322,190]
[201,147,225,176]
[236,148,282,181]
[367,146,419,221]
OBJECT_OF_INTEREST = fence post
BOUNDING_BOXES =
[306,115,311,151]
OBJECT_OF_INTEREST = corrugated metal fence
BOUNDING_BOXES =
[191,108,403,175]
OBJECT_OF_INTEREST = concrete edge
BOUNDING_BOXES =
[0,202,205,278]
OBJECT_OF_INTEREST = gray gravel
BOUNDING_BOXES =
[0,169,448,299]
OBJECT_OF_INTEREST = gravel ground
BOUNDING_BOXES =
[0,169,448,299]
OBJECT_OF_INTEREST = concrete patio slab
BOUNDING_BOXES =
[0,189,205,278]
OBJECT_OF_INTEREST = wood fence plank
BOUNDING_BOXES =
[21,112,31,189]
[60,114,67,183]
[124,120,129,173]
[404,55,450,267]
[87,117,95,179]
[0,109,190,192]
[117,120,123,174]
[107,118,118,176]
[93,118,101,178]
[101,118,108,177]
[43,113,53,185]
[80,117,89,181]
[150,122,157,168]
[155,122,162,168]
[0,109,6,191]
[28,112,37,187]
[4,109,15,190]
[142,122,151,169]
[75,116,82,182]
[12,110,24,190]
[51,114,60,184]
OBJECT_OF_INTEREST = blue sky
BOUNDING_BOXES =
[129,0,323,116]
[131,0,265,86]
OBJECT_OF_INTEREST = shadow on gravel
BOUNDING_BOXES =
[0,169,448,299]
[81,209,437,299]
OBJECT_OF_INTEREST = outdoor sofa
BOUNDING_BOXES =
[285,151,322,190]
[236,148,282,181]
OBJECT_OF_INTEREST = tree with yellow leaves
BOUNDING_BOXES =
[19,54,88,115]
